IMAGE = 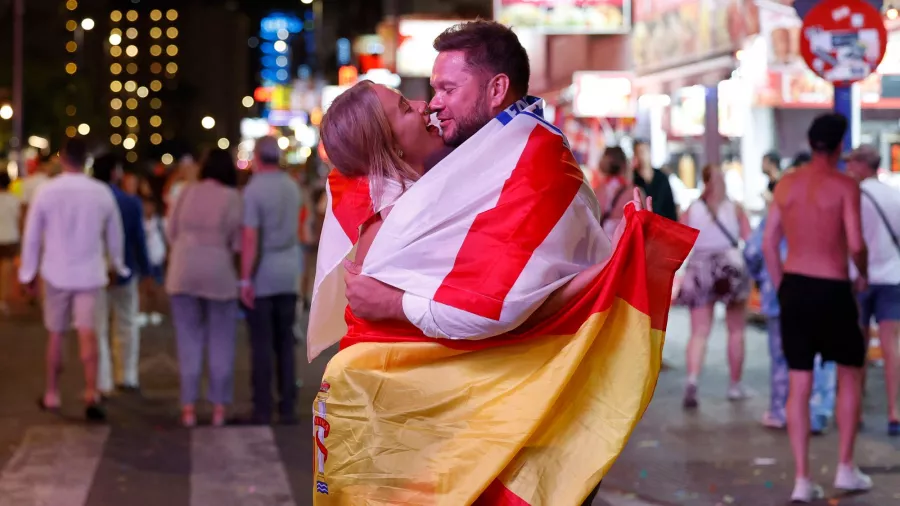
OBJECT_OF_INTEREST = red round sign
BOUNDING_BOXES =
[799,0,887,86]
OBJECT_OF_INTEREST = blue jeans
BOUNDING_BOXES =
[767,317,836,430]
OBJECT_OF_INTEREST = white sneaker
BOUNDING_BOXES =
[727,383,751,401]
[834,464,873,492]
[149,312,163,326]
[790,478,824,503]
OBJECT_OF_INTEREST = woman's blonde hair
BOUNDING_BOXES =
[320,81,420,205]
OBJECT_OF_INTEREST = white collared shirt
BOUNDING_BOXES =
[860,178,900,285]
[19,172,129,290]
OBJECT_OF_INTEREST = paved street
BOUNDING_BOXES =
[1,303,898,505]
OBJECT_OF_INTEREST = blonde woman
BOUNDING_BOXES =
[677,164,752,408]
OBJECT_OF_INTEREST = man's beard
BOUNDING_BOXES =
[443,92,492,148]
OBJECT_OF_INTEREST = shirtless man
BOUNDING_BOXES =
[763,113,872,502]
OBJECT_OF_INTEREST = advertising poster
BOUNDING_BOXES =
[494,0,630,34]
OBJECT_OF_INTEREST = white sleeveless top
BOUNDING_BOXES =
[686,199,741,253]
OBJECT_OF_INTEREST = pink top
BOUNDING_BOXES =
[165,180,242,300]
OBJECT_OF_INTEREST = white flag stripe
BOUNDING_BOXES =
[0,426,109,506]
[191,427,295,506]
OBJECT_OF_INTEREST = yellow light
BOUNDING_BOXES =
[150,27,162,39]
[110,10,122,22]
[301,0,313,4]
[166,45,178,57]
[111,134,122,145]
[242,96,254,108]
[110,46,122,57]
[150,9,162,21]
[0,105,13,120]
[109,33,122,46]
[66,126,77,138]
[166,62,178,74]
[81,18,94,30]
[126,152,138,163]
[889,8,899,19]
[150,80,162,92]
[110,98,122,110]
[137,87,149,98]
[218,138,231,150]
[126,27,138,39]
[110,63,122,75]
[310,107,323,126]
[126,116,138,128]
[77,123,90,135]
[299,146,312,158]
[66,20,78,32]
[66,105,77,116]
[150,45,162,57]
[126,10,138,22]
[66,41,78,53]
[201,116,216,129]
[66,62,78,74]
[127,133,137,142]
[161,153,174,165]
[151,63,162,74]
[278,137,290,150]
[150,133,162,145]
[167,27,178,39]
[126,98,138,110]
[110,116,122,128]
[150,98,162,109]
[110,80,122,92]
[166,9,178,21]
[126,63,138,74]
[124,81,137,92]
[66,0,78,11]
[125,45,138,57]
[150,115,162,127]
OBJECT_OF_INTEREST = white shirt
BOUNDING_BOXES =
[0,192,21,244]
[19,172,129,290]
[400,186,606,339]
[860,178,900,285]
[685,199,741,253]
[20,173,48,204]
[144,215,167,266]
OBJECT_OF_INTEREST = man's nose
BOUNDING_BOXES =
[428,95,444,112]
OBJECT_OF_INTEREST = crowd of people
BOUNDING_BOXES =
[2,135,327,427]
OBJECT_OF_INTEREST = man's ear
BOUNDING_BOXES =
[486,74,511,110]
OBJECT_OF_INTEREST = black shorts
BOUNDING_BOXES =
[778,273,866,371]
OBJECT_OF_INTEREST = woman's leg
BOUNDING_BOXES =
[766,317,788,426]
[879,320,900,424]
[170,295,205,412]
[725,301,748,388]
[685,303,715,407]
[206,299,239,411]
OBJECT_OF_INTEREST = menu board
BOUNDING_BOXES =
[494,0,630,34]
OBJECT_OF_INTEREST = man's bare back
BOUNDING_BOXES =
[769,161,865,282]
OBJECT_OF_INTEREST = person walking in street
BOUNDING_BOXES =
[166,149,243,427]
[240,137,302,425]
[764,114,872,502]
[762,151,781,203]
[140,195,167,326]
[92,154,151,395]
[846,144,900,436]
[633,138,678,221]
[0,171,21,315]
[593,146,642,239]
[745,214,836,433]
[19,137,128,421]
[676,164,752,409]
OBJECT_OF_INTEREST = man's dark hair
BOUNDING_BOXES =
[602,146,628,176]
[763,151,781,169]
[789,151,812,169]
[433,20,530,97]
[61,137,88,167]
[200,148,238,188]
[92,153,118,184]
[808,113,847,155]
[0,170,10,190]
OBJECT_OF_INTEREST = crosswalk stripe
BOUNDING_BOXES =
[0,426,110,506]
[191,426,296,506]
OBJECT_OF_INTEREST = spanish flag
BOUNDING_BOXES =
[312,204,696,505]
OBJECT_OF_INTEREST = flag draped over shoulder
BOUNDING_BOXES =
[313,205,696,505]
[308,96,698,505]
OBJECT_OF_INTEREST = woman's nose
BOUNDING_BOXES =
[411,100,428,114]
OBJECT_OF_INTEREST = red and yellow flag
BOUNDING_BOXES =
[313,206,697,505]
